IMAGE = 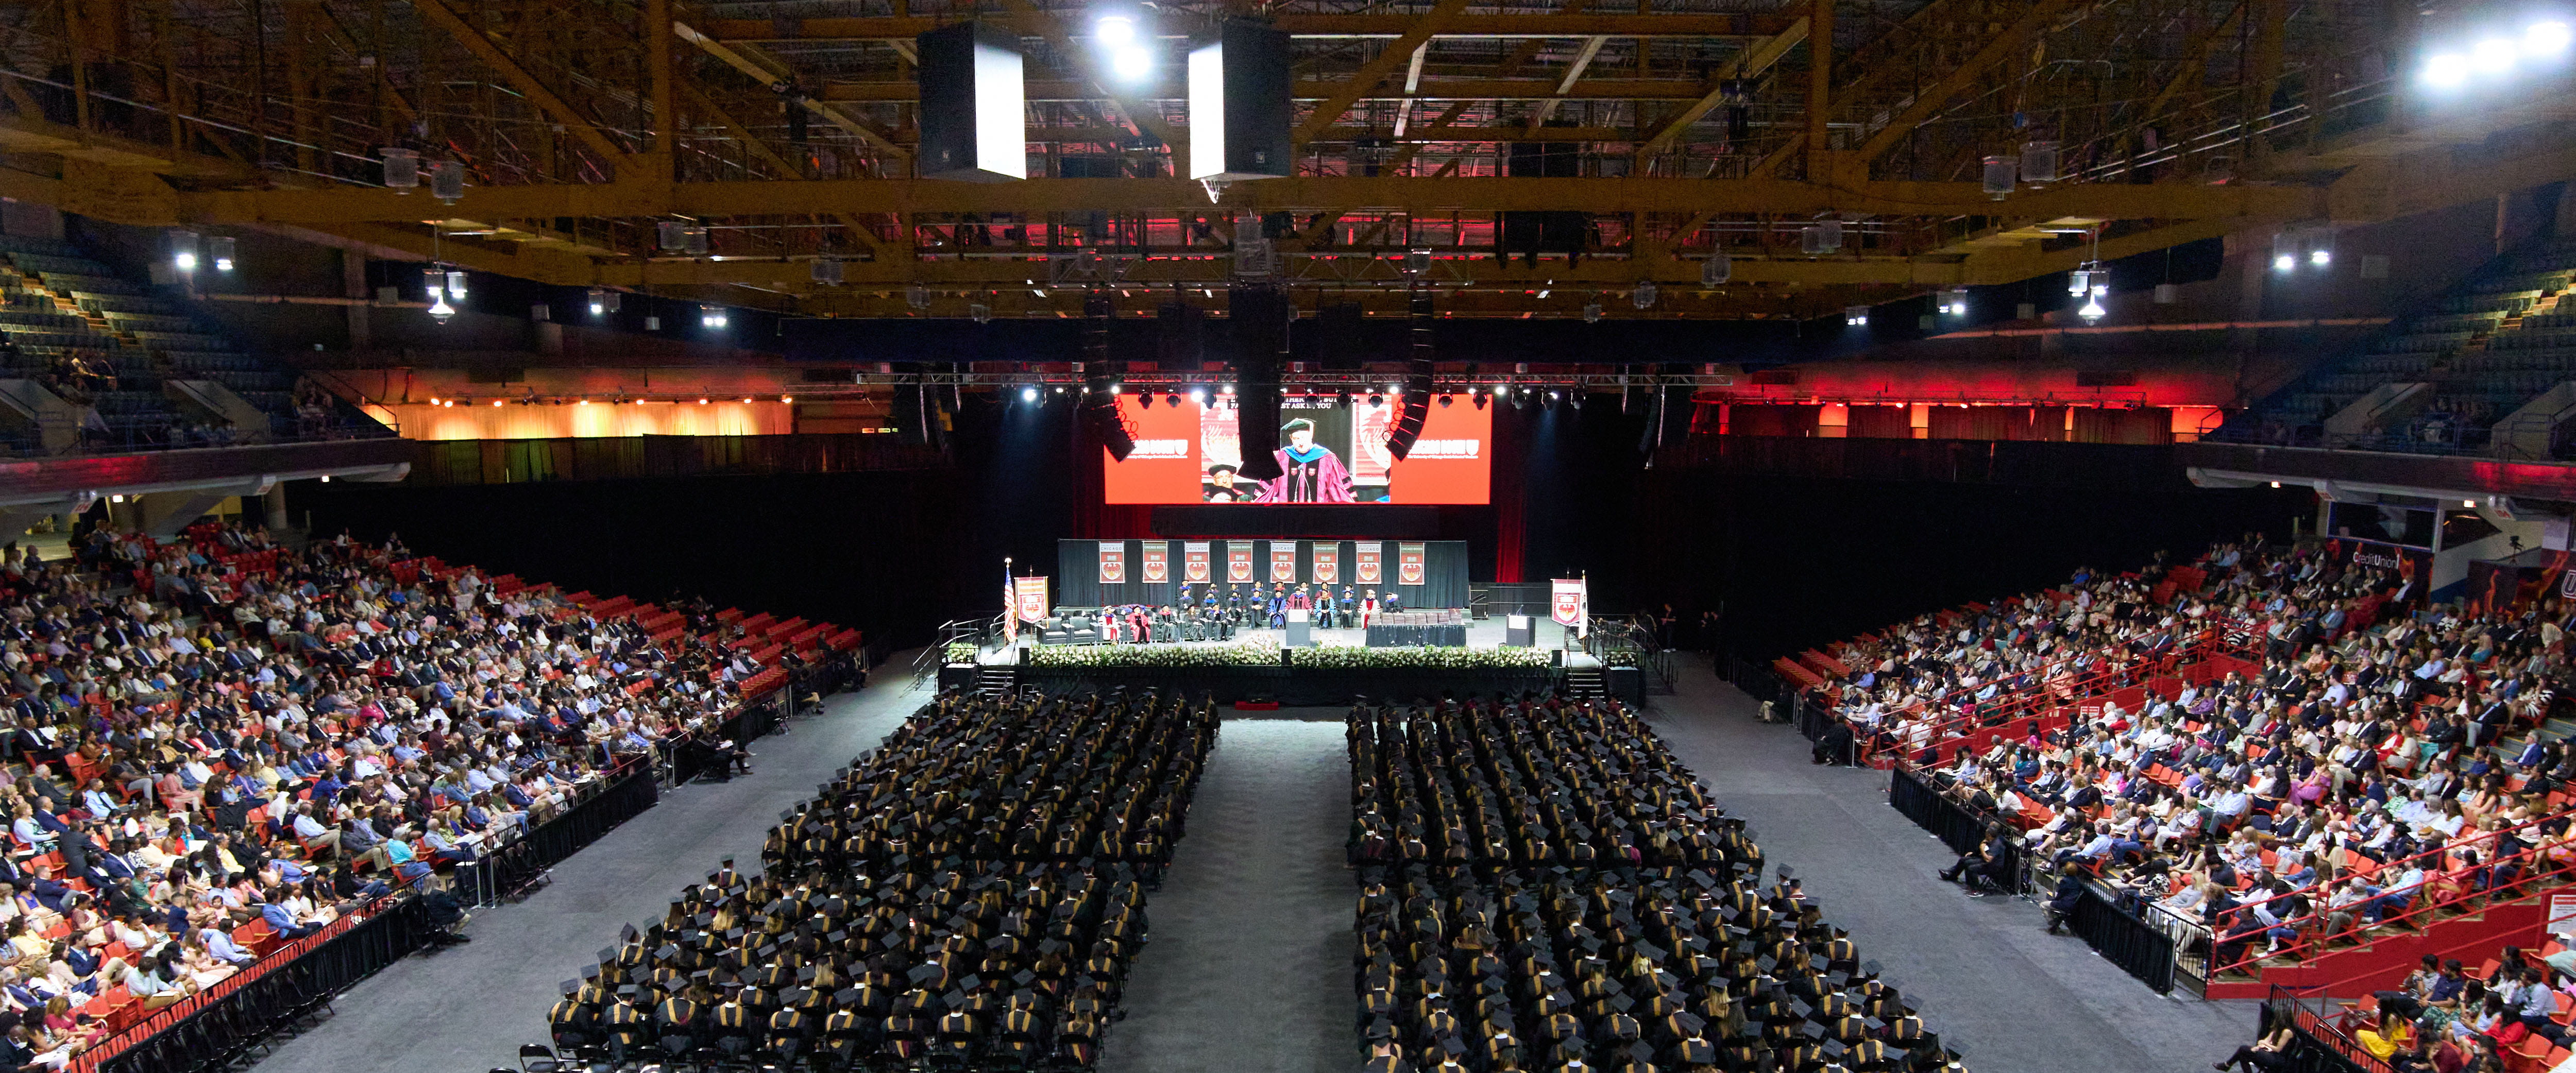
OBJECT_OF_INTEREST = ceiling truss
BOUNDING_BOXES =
[0,0,2561,319]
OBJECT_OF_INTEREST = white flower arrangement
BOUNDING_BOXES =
[1287,644,1553,670]
[1025,641,1279,668]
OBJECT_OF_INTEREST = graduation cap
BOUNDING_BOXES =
[616,985,641,999]
[558,979,581,996]
[1755,956,1777,973]
[690,969,714,982]
[782,987,812,1005]
[599,947,620,963]
[1442,1037,1470,1057]
[1800,1021,1826,1040]
[797,966,818,983]
[619,923,640,943]
[1864,1017,1888,1033]
[581,965,602,981]
[655,944,681,961]
[832,987,861,1007]
[1674,1012,1707,1034]
[1366,1019,1395,1041]
[1790,999,1815,1020]
[1808,955,1831,972]
[1861,959,1883,977]
[1012,970,1037,986]
[906,965,941,984]
[1609,994,1635,1013]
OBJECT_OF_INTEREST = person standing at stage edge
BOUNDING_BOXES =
[1257,418,1355,502]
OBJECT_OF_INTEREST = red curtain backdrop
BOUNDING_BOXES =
[1926,405,2036,441]
[2072,406,2175,445]
[1492,406,1527,583]
[1845,405,1912,439]
[2031,405,2069,441]
[1726,404,1820,437]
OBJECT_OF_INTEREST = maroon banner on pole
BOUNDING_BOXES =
[1183,541,1212,584]
[1227,541,1256,583]
[1141,541,1168,583]
[1312,543,1340,585]
[1270,541,1299,584]
[1397,542,1427,586]
[1354,541,1383,585]
[1015,576,1050,623]
[1098,541,1126,585]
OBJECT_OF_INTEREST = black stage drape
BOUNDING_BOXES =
[1056,539,1470,609]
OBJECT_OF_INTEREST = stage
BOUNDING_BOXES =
[976,615,1594,662]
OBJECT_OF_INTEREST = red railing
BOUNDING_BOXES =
[1851,628,2251,765]
[2204,799,2576,980]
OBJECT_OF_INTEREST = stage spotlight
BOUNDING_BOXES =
[1472,393,1488,411]
[1547,390,1561,403]
[1022,386,1039,402]
[2530,20,2574,57]
[1367,393,1384,407]
[1138,393,1155,408]
[1164,393,1181,407]
[1438,394,1453,408]
[1570,392,1584,410]
[1513,390,1529,411]
[1190,387,1207,404]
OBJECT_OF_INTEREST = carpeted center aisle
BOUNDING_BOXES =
[1644,660,2255,1073]
[1101,712,1355,1073]
[244,658,934,1073]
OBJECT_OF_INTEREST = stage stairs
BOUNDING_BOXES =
[1564,665,1606,702]
[975,666,1018,700]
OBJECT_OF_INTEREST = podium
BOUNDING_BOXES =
[1504,615,1534,647]
[1285,608,1312,648]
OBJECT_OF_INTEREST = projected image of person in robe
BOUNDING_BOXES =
[1202,463,1255,502]
[1259,418,1355,502]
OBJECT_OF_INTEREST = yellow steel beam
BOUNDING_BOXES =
[820,75,1743,104]
[675,80,896,258]
[672,21,911,160]
[1293,0,1476,150]
[1848,0,2088,167]
[699,13,1798,42]
[2328,132,2576,222]
[1630,19,1807,167]
[154,175,2323,226]
[411,0,633,172]
[1523,35,1610,131]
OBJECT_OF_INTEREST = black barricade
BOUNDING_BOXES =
[1718,653,1830,741]
[456,765,659,905]
[1793,697,1833,742]
[2065,883,2179,994]
[95,896,437,1073]
[1886,765,2027,894]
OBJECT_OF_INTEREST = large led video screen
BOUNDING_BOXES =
[1103,395,1491,504]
